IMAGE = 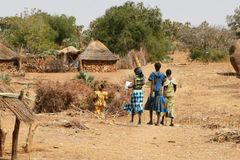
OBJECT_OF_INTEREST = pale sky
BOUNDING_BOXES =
[0,0,239,28]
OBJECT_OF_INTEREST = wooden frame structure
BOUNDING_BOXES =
[0,85,34,160]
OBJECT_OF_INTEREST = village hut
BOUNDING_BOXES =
[78,40,119,72]
[0,82,34,159]
[0,43,20,72]
[57,46,81,66]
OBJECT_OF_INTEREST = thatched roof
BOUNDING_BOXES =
[79,40,119,61]
[0,43,17,60]
[0,82,34,124]
[57,46,80,55]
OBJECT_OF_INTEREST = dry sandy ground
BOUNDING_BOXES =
[1,52,240,160]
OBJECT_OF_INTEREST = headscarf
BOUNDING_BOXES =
[134,67,142,76]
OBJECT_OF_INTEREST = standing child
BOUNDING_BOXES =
[124,67,145,125]
[145,62,167,126]
[94,84,108,116]
[163,69,177,126]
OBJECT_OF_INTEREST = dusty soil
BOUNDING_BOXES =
[1,52,240,160]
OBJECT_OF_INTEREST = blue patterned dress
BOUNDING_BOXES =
[144,72,167,113]
[124,75,144,114]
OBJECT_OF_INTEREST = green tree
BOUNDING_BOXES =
[227,6,240,37]
[90,1,170,60]
[0,9,84,54]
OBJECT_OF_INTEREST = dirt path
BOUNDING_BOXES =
[2,52,240,160]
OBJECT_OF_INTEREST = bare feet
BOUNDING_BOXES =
[160,121,164,125]
[170,123,174,127]
[147,121,153,125]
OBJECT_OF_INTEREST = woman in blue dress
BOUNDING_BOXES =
[145,62,167,126]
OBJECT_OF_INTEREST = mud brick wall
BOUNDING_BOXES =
[81,60,117,72]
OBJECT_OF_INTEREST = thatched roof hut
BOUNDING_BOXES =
[0,43,17,60]
[79,40,119,72]
[57,46,81,65]
[0,83,34,124]
[0,43,20,72]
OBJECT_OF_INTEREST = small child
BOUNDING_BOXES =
[163,69,177,126]
[94,84,108,115]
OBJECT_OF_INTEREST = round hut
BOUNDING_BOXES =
[78,40,119,72]
[57,46,81,65]
[0,43,20,72]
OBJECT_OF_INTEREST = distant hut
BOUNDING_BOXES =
[0,43,20,72]
[79,40,119,72]
[57,46,81,66]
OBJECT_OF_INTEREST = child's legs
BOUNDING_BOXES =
[138,112,142,124]
[149,110,153,122]
[95,105,102,114]
[170,117,174,124]
[156,112,160,125]
[131,112,135,122]
[161,115,165,125]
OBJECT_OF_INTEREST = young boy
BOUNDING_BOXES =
[94,84,108,115]
[145,62,166,126]
[163,69,177,126]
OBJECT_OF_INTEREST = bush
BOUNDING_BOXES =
[190,48,227,62]
[0,73,11,84]
[34,80,91,113]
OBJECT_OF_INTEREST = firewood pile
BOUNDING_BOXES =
[21,55,69,73]
[0,62,18,73]
[81,61,117,72]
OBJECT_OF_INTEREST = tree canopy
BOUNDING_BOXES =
[90,2,171,60]
[0,9,84,54]
[227,6,240,38]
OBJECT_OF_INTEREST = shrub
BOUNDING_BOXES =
[0,73,11,84]
[76,72,94,86]
[190,48,227,62]
[34,80,91,113]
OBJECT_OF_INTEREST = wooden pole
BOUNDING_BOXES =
[133,53,141,68]
[0,114,7,157]
[23,123,38,153]
[11,90,24,160]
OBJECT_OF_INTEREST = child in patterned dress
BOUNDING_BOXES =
[163,69,177,126]
[124,67,145,124]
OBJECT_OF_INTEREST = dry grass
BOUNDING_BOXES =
[34,80,91,113]
[34,79,128,117]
